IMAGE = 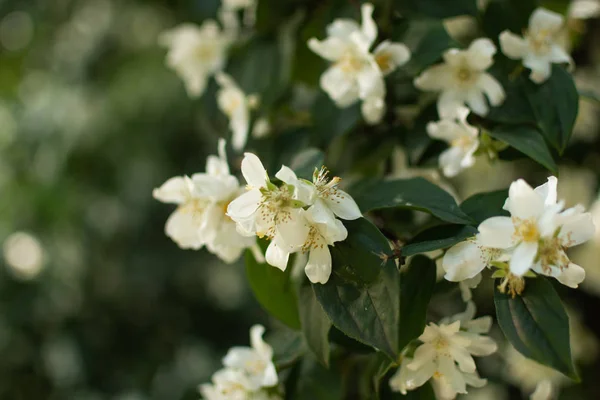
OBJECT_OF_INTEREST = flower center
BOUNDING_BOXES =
[256,188,295,238]
[245,359,266,374]
[515,219,540,243]
[455,67,475,86]
[498,273,525,297]
[337,51,364,74]
[179,199,208,216]
[302,225,325,252]
[451,135,474,150]
[195,44,216,62]
[529,29,553,55]
[537,237,569,271]
[375,52,393,73]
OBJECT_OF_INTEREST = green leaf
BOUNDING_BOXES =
[267,328,307,368]
[313,221,400,359]
[351,178,473,225]
[330,218,394,284]
[298,284,332,367]
[398,256,436,352]
[245,244,301,330]
[494,277,579,380]
[460,189,509,224]
[525,65,579,153]
[290,148,324,180]
[402,225,478,256]
[293,356,343,400]
[395,0,478,18]
[488,125,558,173]
[487,73,537,125]
[312,93,361,145]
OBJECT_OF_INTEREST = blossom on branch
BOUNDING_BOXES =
[499,7,572,83]
[308,3,410,124]
[414,38,505,118]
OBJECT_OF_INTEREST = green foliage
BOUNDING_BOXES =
[395,0,478,18]
[245,244,301,329]
[489,125,558,173]
[494,278,579,380]
[298,284,332,367]
[402,225,478,256]
[351,178,473,224]
[460,189,510,224]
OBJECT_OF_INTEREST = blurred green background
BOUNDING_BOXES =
[1,0,600,399]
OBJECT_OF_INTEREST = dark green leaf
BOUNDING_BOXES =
[351,178,473,225]
[460,189,509,224]
[331,218,394,284]
[245,244,301,329]
[293,356,343,400]
[398,256,436,351]
[488,125,558,173]
[395,0,478,18]
[313,222,400,359]
[525,65,579,153]
[267,328,307,368]
[290,148,324,180]
[298,285,331,367]
[312,93,361,145]
[494,277,578,380]
[402,225,478,256]
[398,20,459,74]
[486,73,537,125]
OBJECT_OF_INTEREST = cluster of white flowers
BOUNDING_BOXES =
[389,301,497,399]
[160,0,260,151]
[226,153,361,284]
[308,3,411,124]
[153,139,256,263]
[442,176,595,296]
[416,7,573,178]
[200,324,282,400]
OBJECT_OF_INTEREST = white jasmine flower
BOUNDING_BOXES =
[499,8,572,83]
[222,325,278,390]
[477,177,594,286]
[2,231,45,280]
[251,117,271,139]
[389,302,496,399]
[222,0,255,11]
[216,73,257,151]
[199,367,253,399]
[414,38,505,118]
[153,140,254,262]
[442,236,499,283]
[227,153,309,270]
[530,380,554,400]
[308,3,410,124]
[427,107,479,177]
[159,21,231,97]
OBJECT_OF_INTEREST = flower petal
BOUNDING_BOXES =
[530,7,564,35]
[323,189,362,220]
[499,30,528,59]
[250,324,273,360]
[533,176,558,205]
[241,153,268,188]
[442,240,488,282]
[555,262,586,288]
[361,95,386,125]
[477,216,515,248]
[507,179,545,220]
[265,239,291,271]
[510,241,538,276]
[307,36,348,62]
[478,73,505,107]
[466,38,496,71]
[305,246,332,284]
[320,65,360,107]
[374,40,411,75]
[227,188,262,220]
[153,176,193,204]
[414,64,454,92]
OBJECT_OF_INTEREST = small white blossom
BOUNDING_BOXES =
[199,368,253,399]
[159,21,231,97]
[427,107,479,177]
[226,153,309,270]
[222,325,278,390]
[477,177,594,286]
[499,8,572,83]
[216,73,258,152]
[414,38,505,118]
[389,302,497,399]
[222,0,255,11]
[308,3,410,124]
[153,140,254,262]
[442,236,500,283]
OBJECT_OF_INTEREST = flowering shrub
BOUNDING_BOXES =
[155,0,597,399]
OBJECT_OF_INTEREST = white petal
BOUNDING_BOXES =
[437,355,467,395]
[374,41,411,75]
[466,38,496,71]
[414,64,454,92]
[524,55,552,83]
[464,333,498,356]
[507,179,545,220]
[320,65,360,107]
[357,64,385,100]
[437,90,466,119]
[555,262,586,288]
[222,347,256,370]
[241,153,268,188]
[408,344,437,370]
[165,208,204,249]
[477,216,515,248]
[227,189,262,220]
[230,106,250,151]
[449,345,476,373]
[360,3,377,48]
[327,19,361,39]
[442,241,488,282]
[559,210,595,247]
[533,176,558,206]
[549,44,573,65]
[265,240,291,271]
[276,209,310,249]
[530,7,564,35]
[361,95,386,125]
[462,371,487,388]
[465,87,489,116]
[478,73,505,107]
[305,246,333,284]
[499,30,528,59]
[153,176,192,204]
[275,165,299,185]
[250,324,273,360]
[530,379,554,400]
[510,241,538,276]
[323,189,362,220]
[306,200,337,226]
[427,119,463,142]
[307,36,348,62]
[439,146,470,177]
